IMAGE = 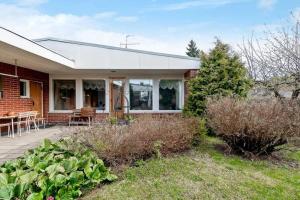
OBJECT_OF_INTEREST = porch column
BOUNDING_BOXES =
[153,78,159,111]
[76,78,83,109]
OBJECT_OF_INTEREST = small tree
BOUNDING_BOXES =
[186,40,200,57]
[186,39,252,116]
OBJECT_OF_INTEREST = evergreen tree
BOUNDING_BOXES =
[185,39,252,116]
[186,40,200,57]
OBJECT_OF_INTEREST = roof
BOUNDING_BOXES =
[34,37,199,61]
[0,27,74,64]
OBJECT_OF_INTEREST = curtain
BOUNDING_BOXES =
[159,80,179,90]
[83,80,105,90]
[55,80,76,90]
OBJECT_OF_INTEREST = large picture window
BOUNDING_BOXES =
[129,79,153,110]
[159,80,180,110]
[83,80,106,110]
[53,80,76,110]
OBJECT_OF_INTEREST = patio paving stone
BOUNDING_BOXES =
[0,126,65,164]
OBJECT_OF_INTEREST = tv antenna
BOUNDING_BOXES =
[120,35,139,48]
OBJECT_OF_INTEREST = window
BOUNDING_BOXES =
[53,80,76,110]
[20,79,30,98]
[129,79,153,110]
[159,80,181,110]
[0,76,3,99]
[83,80,106,110]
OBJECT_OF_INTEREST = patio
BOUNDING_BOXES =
[0,126,64,164]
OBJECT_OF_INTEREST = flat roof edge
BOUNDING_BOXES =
[34,37,200,61]
[0,27,74,64]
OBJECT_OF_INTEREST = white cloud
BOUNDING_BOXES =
[0,3,187,55]
[115,16,139,22]
[258,0,277,10]
[94,11,117,19]
[162,0,243,11]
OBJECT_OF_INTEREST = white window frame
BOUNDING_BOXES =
[128,79,154,111]
[82,79,106,111]
[158,79,183,111]
[49,76,110,113]
[20,79,30,98]
[51,79,77,112]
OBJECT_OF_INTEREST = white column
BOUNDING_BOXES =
[153,78,159,111]
[105,79,110,112]
[76,78,83,109]
[49,77,54,112]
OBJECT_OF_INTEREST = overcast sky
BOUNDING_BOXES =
[0,0,299,55]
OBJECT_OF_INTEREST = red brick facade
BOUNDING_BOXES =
[0,62,49,117]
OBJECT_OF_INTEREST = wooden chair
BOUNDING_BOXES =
[80,107,96,126]
[68,109,81,127]
[0,123,11,137]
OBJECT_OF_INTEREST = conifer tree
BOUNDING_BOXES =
[186,40,200,57]
[186,39,252,116]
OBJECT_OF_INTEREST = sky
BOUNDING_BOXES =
[0,0,299,55]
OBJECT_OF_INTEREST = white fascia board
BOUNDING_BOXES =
[0,27,74,68]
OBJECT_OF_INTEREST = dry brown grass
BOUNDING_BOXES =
[73,115,199,166]
[206,97,300,156]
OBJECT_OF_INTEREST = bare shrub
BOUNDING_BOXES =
[206,97,300,156]
[73,115,199,166]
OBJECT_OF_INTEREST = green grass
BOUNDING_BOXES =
[83,136,300,200]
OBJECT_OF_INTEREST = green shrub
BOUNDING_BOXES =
[185,39,251,116]
[0,139,117,200]
[193,118,207,146]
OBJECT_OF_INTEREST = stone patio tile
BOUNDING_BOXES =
[0,126,64,164]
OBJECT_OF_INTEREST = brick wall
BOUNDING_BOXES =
[0,62,49,117]
[47,113,109,123]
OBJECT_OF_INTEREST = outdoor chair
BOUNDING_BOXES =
[27,111,39,132]
[68,109,81,127]
[14,112,30,136]
[0,123,11,137]
[36,116,46,129]
[68,108,96,126]
[80,107,96,126]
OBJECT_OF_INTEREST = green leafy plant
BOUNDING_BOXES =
[107,116,118,125]
[0,139,117,200]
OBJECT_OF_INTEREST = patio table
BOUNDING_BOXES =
[0,115,17,138]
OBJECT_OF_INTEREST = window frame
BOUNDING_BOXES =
[52,79,76,111]
[20,79,30,98]
[82,79,106,111]
[158,79,182,111]
[129,79,154,111]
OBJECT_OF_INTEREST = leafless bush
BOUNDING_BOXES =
[206,97,300,156]
[73,115,199,166]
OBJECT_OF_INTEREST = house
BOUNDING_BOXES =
[0,27,199,123]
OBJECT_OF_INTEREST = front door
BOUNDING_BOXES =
[30,81,43,117]
[110,79,124,119]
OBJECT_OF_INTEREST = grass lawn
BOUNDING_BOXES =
[83,136,300,200]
